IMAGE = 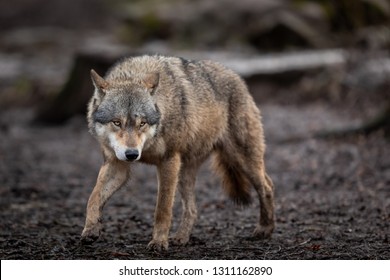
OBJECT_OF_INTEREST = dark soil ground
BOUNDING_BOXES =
[0,83,389,260]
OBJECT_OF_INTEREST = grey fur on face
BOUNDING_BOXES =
[93,85,160,127]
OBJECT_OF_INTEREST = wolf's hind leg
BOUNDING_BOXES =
[81,160,129,244]
[247,165,275,238]
[216,140,275,238]
[171,163,199,246]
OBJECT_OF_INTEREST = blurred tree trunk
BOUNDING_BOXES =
[34,52,119,124]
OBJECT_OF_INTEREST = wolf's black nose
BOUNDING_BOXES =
[125,149,139,161]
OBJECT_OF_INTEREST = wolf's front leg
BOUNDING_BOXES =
[148,153,181,251]
[81,160,129,244]
[172,162,199,246]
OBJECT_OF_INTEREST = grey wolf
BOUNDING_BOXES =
[81,55,275,250]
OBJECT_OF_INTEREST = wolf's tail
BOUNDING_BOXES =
[211,152,252,206]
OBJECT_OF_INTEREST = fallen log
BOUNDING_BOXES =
[316,103,390,138]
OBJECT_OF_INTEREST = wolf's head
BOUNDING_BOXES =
[87,69,161,162]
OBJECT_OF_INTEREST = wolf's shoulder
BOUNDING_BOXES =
[105,55,164,78]
[108,54,229,73]
[106,54,238,85]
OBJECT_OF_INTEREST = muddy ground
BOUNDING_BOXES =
[0,81,389,259]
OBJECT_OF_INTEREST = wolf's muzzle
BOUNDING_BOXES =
[125,149,139,161]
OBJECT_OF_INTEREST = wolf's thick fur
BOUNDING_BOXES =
[81,55,275,250]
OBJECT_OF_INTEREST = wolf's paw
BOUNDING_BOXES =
[81,234,99,245]
[253,224,274,239]
[171,234,190,246]
[81,225,101,245]
[147,239,168,251]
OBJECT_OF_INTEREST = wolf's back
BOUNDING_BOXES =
[105,55,247,101]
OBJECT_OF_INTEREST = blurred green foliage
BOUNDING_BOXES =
[294,0,389,31]
[115,0,389,50]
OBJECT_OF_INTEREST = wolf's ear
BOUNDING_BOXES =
[91,69,109,92]
[143,73,159,95]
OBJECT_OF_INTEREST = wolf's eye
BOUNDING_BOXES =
[139,121,146,128]
[112,120,121,127]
